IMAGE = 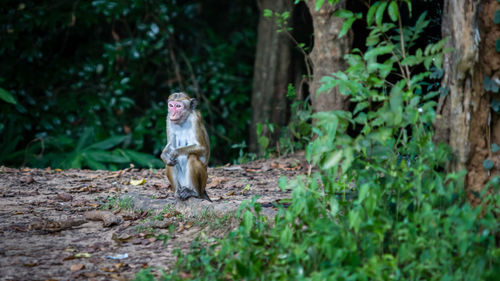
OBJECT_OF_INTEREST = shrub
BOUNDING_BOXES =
[155,1,500,280]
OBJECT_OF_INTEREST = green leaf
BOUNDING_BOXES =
[358,183,369,201]
[84,157,107,170]
[406,0,412,15]
[263,9,273,18]
[348,210,361,233]
[338,17,356,38]
[491,99,500,112]
[322,150,342,170]
[242,210,253,234]
[256,123,264,136]
[280,226,293,247]
[494,10,500,24]
[334,9,353,18]
[84,150,129,163]
[366,2,380,26]
[86,135,127,150]
[483,159,494,170]
[0,88,17,104]
[76,128,94,152]
[390,84,403,125]
[388,1,399,22]
[364,45,394,61]
[258,136,269,150]
[315,0,326,11]
[492,143,500,153]
[484,76,491,91]
[69,154,83,169]
[375,1,389,26]
[120,149,163,168]
[278,176,288,191]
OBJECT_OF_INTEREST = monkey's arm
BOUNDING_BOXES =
[175,144,207,156]
[161,135,178,166]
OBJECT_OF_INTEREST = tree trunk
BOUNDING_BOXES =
[305,0,351,112]
[250,0,293,153]
[435,0,500,205]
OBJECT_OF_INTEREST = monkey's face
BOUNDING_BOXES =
[168,100,189,124]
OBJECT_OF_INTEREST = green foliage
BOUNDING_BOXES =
[101,194,134,211]
[492,143,500,153]
[254,84,313,157]
[0,0,257,168]
[151,2,499,280]
[256,122,274,153]
[484,76,500,112]
[231,141,258,164]
[133,268,156,281]
[0,87,17,104]
[279,84,313,155]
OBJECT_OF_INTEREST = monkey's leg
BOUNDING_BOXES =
[174,155,197,200]
[185,155,211,201]
[166,165,178,194]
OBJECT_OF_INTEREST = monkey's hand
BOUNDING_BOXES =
[165,150,179,166]
[161,146,178,166]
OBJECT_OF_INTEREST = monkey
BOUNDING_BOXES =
[160,92,211,201]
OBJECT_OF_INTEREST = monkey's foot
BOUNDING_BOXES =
[177,187,199,201]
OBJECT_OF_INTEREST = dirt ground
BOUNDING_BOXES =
[0,153,307,281]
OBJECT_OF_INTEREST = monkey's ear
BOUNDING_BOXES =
[189,98,198,110]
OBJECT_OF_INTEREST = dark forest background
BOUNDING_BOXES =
[0,0,444,169]
[0,0,259,169]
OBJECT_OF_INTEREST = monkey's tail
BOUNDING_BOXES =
[201,190,212,202]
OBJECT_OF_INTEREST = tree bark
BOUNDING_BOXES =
[250,0,293,153]
[436,0,500,205]
[305,0,351,112]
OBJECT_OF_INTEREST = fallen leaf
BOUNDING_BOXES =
[101,266,116,272]
[83,272,98,278]
[24,175,35,184]
[130,178,146,186]
[177,222,185,232]
[109,273,125,280]
[75,252,91,258]
[180,272,193,279]
[207,176,227,189]
[70,264,85,271]
[226,191,235,196]
[55,168,62,172]
[245,168,260,172]
[57,192,73,202]
[185,222,193,229]
[112,231,135,243]
[163,210,180,218]
[113,262,124,270]
[63,255,76,261]
[261,164,271,171]
[23,261,38,267]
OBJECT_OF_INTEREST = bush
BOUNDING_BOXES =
[154,2,500,280]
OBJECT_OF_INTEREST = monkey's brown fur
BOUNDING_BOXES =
[162,92,211,201]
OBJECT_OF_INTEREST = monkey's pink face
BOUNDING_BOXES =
[168,101,188,124]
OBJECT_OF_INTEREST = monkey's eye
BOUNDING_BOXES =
[168,103,173,108]
[176,104,182,108]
